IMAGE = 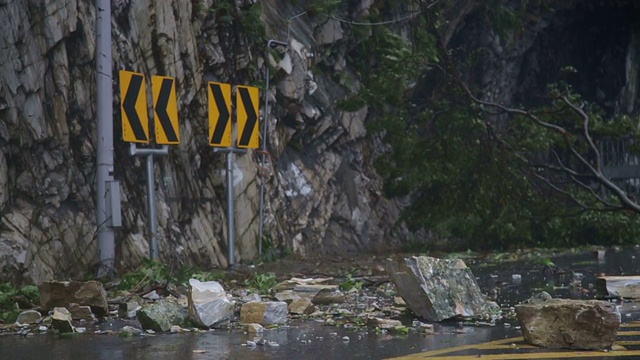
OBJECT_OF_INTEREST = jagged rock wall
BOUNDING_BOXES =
[0,0,407,284]
[4,0,637,284]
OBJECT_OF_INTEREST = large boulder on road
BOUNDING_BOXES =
[386,256,494,322]
[516,293,620,350]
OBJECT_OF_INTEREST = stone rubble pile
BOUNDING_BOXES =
[4,255,624,353]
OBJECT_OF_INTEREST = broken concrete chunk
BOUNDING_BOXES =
[386,256,493,322]
[187,279,234,328]
[597,276,640,299]
[240,301,288,325]
[515,298,620,350]
[137,298,188,332]
[39,281,108,316]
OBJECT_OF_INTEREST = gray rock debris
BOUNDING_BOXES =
[16,310,42,325]
[136,298,188,332]
[187,279,234,328]
[51,307,74,333]
[516,295,620,350]
[386,256,494,322]
[39,281,109,316]
[240,301,288,325]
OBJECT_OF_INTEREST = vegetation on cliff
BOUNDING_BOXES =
[333,0,640,249]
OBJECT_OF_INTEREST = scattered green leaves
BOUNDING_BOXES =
[0,283,39,323]
[339,275,364,292]
[245,273,278,294]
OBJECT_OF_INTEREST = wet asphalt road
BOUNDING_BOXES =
[2,247,640,360]
[1,320,520,360]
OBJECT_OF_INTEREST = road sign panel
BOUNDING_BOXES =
[119,70,149,143]
[208,82,232,147]
[152,76,180,144]
[236,85,260,149]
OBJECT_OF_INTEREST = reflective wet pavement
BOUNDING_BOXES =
[1,319,520,360]
[3,247,640,360]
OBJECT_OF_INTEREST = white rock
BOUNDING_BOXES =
[188,279,234,327]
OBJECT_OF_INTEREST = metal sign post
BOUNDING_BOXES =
[130,144,168,260]
[213,147,246,267]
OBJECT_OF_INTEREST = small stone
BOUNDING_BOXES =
[51,307,74,333]
[121,325,143,336]
[367,317,402,330]
[240,301,288,325]
[142,290,160,301]
[68,304,96,321]
[420,323,435,334]
[241,293,262,303]
[288,298,315,315]
[170,325,181,333]
[246,340,257,347]
[512,274,522,284]
[342,336,350,342]
[118,301,140,319]
[274,290,302,304]
[38,326,48,332]
[16,310,42,325]
[245,323,264,333]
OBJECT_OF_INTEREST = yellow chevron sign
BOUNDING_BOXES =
[236,85,260,149]
[208,82,232,147]
[152,75,180,144]
[119,70,149,143]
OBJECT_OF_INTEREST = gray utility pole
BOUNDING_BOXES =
[96,0,121,277]
[258,39,288,256]
[129,144,168,260]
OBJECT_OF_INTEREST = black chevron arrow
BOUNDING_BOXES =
[210,83,230,145]
[155,78,179,143]
[238,87,257,147]
[123,74,148,142]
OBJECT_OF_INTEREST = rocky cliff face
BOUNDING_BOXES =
[2,0,639,284]
[0,0,407,284]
